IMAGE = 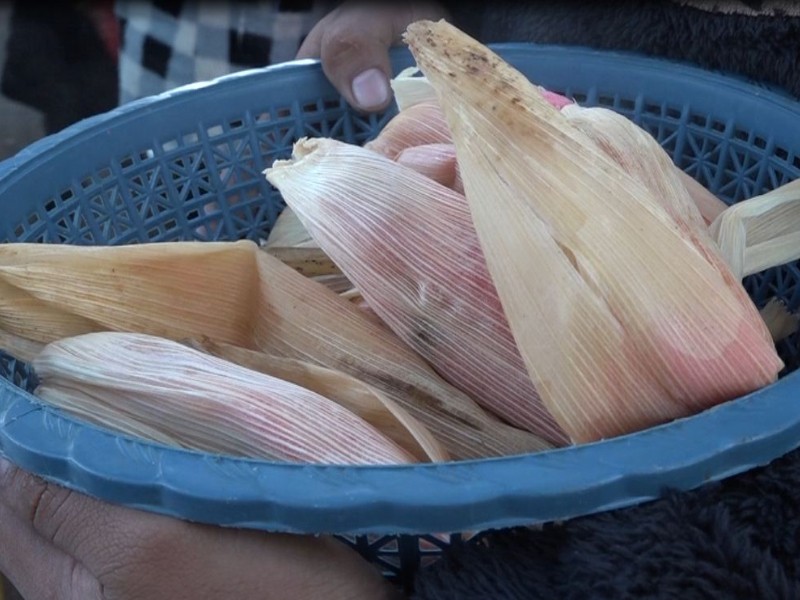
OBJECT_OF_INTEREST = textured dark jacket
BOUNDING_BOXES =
[450,0,800,98]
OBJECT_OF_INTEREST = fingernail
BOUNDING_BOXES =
[0,458,12,478]
[351,68,390,110]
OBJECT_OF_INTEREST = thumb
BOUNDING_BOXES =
[298,3,449,112]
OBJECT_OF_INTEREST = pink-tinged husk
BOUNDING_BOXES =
[0,240,548,459]
[251,248,554,456]
[404,19,783,443]
[365,100,453,160]
[266,138,568,445]
[396,143,465,194]
[33,332,415,464]
[561,104,775,347]
[396,143,459,190]
[381,78,724,229]
[189,337,450,462]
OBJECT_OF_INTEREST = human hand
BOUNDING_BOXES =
[0,458,398,599]
[297,1,449,112]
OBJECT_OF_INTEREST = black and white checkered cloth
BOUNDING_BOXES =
[115,0,335,103]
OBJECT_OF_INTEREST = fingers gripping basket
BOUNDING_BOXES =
[2,45,800,588]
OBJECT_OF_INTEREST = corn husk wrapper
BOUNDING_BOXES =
[390,67,438,111]
[561,105,728,228]
[386,104,791,341]
[389,71,728,233]
[710,179,800,279]
[0,240,546,458]
[0,328,44,363]
[263,246,341,278]
[263,206,316,249]
[365,100,452,160]
[189,338,449,462]
[34,332,414,464]
[559,104,776,339]
[266,138,568,445]
[396,143,463,193]
[560,104,710,234]
[560,104,799,339]
[390,67,573,112]
[370,86,569,164]
[405,20,782,443]
[676,171,728,225]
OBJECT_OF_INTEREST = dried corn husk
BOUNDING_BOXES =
[34,332,414,464]
[558,104,776,346]
[390,67,438,110]
[190,338,449,462]
[391,67,573,112]
[0,240,546,458]
[396,143,462,192]
[0,242,257,345]
[560,104,710,234]
[0,328,44,363]
[710,179,800,279]
[386,99,787,342]
[263,246,341,277]
[266,138,568,445]
[250,247,552,457]
[404,19,782,443]
[365,100,452,160]
[263,206,316,249]
[389,72,727,231]
[676,171,728,225]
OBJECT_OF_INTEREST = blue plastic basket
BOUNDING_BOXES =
[1,44,800,586]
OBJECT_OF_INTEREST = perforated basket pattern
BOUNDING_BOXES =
[5,99,393,246]
[2,46,800,588]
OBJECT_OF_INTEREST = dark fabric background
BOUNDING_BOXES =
[447,0,800,98]
[413,447,800,599]
[1,2,118,134]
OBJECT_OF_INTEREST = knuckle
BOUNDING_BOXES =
[31,483,75,542]
[321,31,370,67]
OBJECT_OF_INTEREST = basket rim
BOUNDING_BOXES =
[1,44,800,535]
[0,42,797,181]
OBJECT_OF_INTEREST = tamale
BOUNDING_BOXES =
[0,240,548,458]
[190,338,449,462]
[34,332,415,464]
[365,100,452,160]
[266,138,568,445]
[404,19,782,442]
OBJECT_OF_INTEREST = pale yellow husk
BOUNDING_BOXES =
[710,178,800,279]
[390,67,437,110]
[262,246,341,278]
[263,206,316,249]
[404,19,783,443]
